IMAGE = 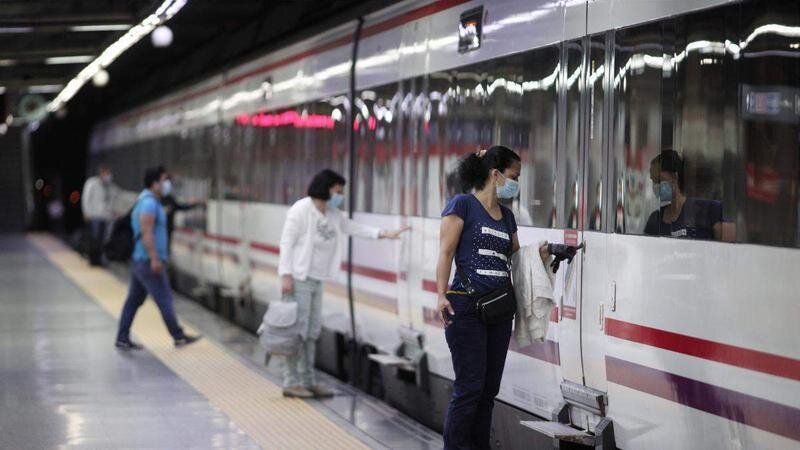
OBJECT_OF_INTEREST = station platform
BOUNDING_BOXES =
[0,234,442,449]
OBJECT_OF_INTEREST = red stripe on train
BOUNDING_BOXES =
[605,318,800,382]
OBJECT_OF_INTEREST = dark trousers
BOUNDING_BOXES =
[116,260,185,343]
[87,219,107,266]
[444,294,513,450]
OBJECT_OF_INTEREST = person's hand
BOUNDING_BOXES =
[150,258,164,274]
[281,275,294,295]
[539,242,550,263]
[437,294,455,327]
[381,225,411,239]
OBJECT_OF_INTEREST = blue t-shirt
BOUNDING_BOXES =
[442,194,518,295]
[131,190,168,262]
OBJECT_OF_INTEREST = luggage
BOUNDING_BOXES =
[257,298,301,356]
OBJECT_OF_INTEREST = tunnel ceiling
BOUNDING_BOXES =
[2,0,397,122]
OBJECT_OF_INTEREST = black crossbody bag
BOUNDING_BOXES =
[456,263,516,325]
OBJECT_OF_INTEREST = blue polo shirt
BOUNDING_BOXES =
[131,190,168,262]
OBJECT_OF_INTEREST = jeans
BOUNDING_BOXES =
[283,278,323,388]
[87,219,107,265]
[116,260,185,342]
[443,294,513,450]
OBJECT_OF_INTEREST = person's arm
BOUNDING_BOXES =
[340,215,409,239]
[436,214,463,326]
[278,205,304,293]
[139,212,162,273]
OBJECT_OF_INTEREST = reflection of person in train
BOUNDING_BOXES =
[644,150,732,241]
[435,146,549,449]
[278,169,409,399]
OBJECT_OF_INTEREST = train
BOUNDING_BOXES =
[88,0,800,448]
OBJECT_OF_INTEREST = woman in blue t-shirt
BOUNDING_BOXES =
[435,145,527,449]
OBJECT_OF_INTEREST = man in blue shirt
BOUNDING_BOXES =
[115,167,200,349]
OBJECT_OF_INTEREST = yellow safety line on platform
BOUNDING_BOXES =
[28,234,368,450]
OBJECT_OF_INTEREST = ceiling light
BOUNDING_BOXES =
[0,59,16,67]
[46,0,188,114]
[0,124,7,135]
[28,85,64,94]
[0,27,33,34]
[45,55,95,65]
[70,24,132,32]
[151,25,173,47]
[0,86,6,95]
[92,70,109,87]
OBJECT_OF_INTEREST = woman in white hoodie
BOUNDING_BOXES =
[278,169,408,398]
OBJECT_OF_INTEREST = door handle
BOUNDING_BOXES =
[610,281,617,312]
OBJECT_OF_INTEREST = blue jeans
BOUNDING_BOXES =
[116,260,185,342]
[443,294,513,450]
[283,278,323,388]
[87,219,107,265]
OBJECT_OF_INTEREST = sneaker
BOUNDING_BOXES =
[115,340,143,350]
[282,385,314,398]
[174,334,202,347]
[307,385,335,398]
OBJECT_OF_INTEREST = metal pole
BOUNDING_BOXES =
[346,16,364,386]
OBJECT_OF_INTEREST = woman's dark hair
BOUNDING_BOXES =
[457,145,521,191]
[143,166,166,188]
[651,149,684,190]
[307,169,346,200]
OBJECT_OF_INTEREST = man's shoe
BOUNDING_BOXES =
[282,386,314,398]
[174,334,201,347]
[307,385,335,398]
[115,340,143,350]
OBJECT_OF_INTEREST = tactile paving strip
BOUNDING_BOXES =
[29,234,368,450]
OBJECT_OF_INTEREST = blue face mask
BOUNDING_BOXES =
[327,193,344,209]
[496,174,520,199]
[657,181,673,204]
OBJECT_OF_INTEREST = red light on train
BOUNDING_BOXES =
[235,111,334,129]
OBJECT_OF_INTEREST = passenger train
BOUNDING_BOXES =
[89,0,800,448]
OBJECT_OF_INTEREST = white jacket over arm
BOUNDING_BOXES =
[278,197,381,280]
[512,243,555,346]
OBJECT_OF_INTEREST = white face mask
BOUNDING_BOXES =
[101,174,112,183]
[161,179,172,196]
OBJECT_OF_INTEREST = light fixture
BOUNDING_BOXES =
[0,27,33,34]
[46,0,188,114]
[0,86,6,95]
[0,59,16,67]
[0,123,7,135]
[55,107,68,119]
[28,85,64,94]
[70,24,132,32]
[151,25,173,47]
[45,55,95,65]
[92,70,109,87]
[5,114,12,125]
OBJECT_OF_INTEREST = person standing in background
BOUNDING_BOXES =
[81,165,116,266]
[157,166,204,255]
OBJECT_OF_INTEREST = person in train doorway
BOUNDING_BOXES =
[156,166,204,256]
[81,165,117,266]
[115,167,201,350]
[435,145,549,449]
[644,149,734,241]
[278,169,410,398]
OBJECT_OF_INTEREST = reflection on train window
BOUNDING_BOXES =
[586,35,607,232]
[356,84,401,214]
[613,2,799,246]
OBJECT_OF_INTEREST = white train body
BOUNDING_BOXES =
[91,1,800,448]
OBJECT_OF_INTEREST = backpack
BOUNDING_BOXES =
[256,298,301,356]
[104,197,144,262]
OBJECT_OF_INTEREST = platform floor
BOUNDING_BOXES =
[0,234,442,449]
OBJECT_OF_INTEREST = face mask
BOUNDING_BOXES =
[655,181,672,205]
[327,193,344,209]
[496,174,520,199]
[161,179,172,196]
[101,174,112,183]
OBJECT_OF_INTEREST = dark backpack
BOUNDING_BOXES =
[104,199,143,262]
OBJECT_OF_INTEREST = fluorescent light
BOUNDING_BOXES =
[29,84,64,94]
[0,59,16,67]
[47,0,188,114]
[0,86,6,95]
[45,55,95,65]
[70,24,132,32]
[0,27,33,34]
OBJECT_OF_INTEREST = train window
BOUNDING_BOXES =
[613,1,800,247]
[560,40,583,230]
[355,84,400,214]
[738,0,800,247]
[586,34,607,232]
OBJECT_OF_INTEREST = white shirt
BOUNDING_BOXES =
[279,197,382,281]
[308,208,339,280]
[81,176,116,220]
